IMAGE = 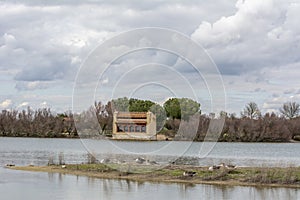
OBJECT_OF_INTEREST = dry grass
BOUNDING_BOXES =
[8,164,300,188]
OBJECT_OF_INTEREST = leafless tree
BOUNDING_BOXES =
[241,102,261,119]
[280,102,300,119]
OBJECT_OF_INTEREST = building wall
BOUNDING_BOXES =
[112,111,157,140]
[146,111,156,138]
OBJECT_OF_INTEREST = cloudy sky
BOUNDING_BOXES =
[1,0,300,115]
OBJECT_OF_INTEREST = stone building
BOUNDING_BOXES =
[112,111,156,140]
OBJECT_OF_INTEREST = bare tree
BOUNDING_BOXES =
[280,102,300,119]
[241,102,261,119]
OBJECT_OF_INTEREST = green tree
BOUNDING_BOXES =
[163,98,200,120]
[111,97,129,111]
[112,97,157,112]
[163,98,181,119]
[180,98,201,120]
[129,98,155,112]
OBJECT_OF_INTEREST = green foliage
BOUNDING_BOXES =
[111,97,155,112]
[164,98,181,119]
[180,98,201,120]
[129,98,155,112]
[163,98,200,120]
[111,97,129,111]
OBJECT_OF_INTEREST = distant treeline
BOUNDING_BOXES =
[0,108,77,138]
[1,98,300,142]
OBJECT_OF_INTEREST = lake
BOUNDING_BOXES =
[1,137,300,199]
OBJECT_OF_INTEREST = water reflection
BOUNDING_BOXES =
[1,137,300,199]
[254,186,298,200]
[1,167,299,200]
[74,175,300,200]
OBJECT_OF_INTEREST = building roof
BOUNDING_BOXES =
[116,112,147,119]
[116,118,147,124]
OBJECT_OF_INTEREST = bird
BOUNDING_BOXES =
[218,163,238,169]
[117,160,126,164]
[100,158,110,164]
[135,157,146,164]
[226,164,237,169]
[146,160,158,165]
[208,163,237,171]
[208,165,221,171]
[218,163,227,168]
[183,171,197,177]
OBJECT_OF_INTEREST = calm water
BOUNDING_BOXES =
[1,167,299,200]
[1,137,300,167]
[1,137,300,200]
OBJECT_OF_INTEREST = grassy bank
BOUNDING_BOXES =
[8,164,300,188]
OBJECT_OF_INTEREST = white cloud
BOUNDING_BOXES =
[101,78,109,85]
[40,101,49,108]
[189,0,300,114]
[192,0,280,46]
[0,0,300,114]
[0,99,13,109]
[191,0,300,74]
[15,81,51,90]
[262,94,300,114]
[17,101,29,108]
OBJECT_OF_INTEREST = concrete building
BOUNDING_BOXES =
[112,111,157,140]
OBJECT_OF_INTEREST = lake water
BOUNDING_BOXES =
[1,137,300,167]
[1,137,300,200]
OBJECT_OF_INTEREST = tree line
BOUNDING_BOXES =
[0,107,77,138]
[1,98,300,142]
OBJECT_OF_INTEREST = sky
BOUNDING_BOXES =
[1,0,300,115]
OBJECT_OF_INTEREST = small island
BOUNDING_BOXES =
[8,163,300,188]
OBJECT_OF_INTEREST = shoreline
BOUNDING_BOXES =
[1,136,299,143]
[8,164,300,188]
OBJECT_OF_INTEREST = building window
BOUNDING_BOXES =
[130,126,134,132]
[124,126,128,132]
[135,126,141,132]
[117,125,124,132]
[141,126,146,133]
